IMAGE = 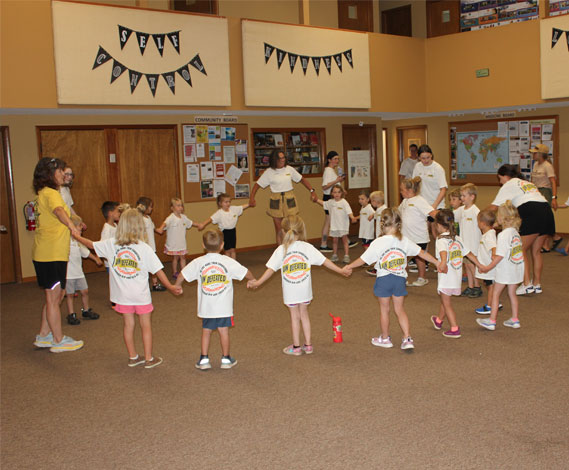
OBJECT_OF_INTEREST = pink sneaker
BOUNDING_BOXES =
[283,345,302,356]
[430,316,443,330]
[301,344,313,354]
[442,328,461,338]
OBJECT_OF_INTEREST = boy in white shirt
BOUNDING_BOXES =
[175,230,255,370]
[100,201,120,268]
[355,190,375,249]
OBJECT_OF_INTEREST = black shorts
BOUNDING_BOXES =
[223,228,237,250]
[517,201,555,236]
[418,242,428,251]
[483,279,494,286]
[33,261,67,290]
[323,194,332,215]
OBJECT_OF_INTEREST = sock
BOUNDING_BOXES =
[223,355,231,359]
[200,355,208,360]
[130,355,138,360]
[293,345,300,349]
[451,326,459,332]
[511,318,519,322]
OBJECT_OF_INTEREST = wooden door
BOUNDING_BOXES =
[171,0,218,14]
[381,5,412,37]
[341,124,378,237]
[427,0,460,38]
[116,127,179,262]
[39,129,110,273]
[1,128,19,284]
[338,0,374,32]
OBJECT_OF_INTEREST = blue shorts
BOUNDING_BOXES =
[373,274,407,298]
[202,316,234,330]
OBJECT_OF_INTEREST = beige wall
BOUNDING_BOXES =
[220,0,299,23]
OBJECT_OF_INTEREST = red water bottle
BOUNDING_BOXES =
[329,313,343,343]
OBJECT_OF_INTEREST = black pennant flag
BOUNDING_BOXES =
[264,43,275,63]
[300,56,309,75]
[323,56,332,74]
[311,56,321,76]
[567,30,569,51]
[162,72,176,95]
[343,49,353,68]
[189,54,207,75]
[110,59,127,83]
[552,28,563,48]
[176,64,192,87]
[152,34,166,56]
[288,53,298,73]
[92,46,112,70]
[146,74,159,97]
[167,31,180,54]
[118,25,133,50]
[333,53,342,72]
[135,32,150,55]
[128,69,142,94]
[276,49,286,69]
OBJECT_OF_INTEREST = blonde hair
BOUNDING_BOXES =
[116,208,148,245]
[448,188,461,200]
[401,177,421,195]
[460,183,477,199]
[136,196,153,215]
[496,201,521,230]
[379,207,402,240]
[70,214,83,228]
[478,209,496,228]
[435,209,456,240]
[282,215,307,257]
[117,203,130,214]
[170,197,182,207]
[370,190,385,205]
[203,230,223,253]
[331,184,346,197]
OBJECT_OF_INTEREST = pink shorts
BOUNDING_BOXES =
[164,247,187,256]
[114,303,154,315]
[438,288,462,296]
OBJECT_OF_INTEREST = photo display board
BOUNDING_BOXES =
[181,123,250,202]
[449,115,559,185]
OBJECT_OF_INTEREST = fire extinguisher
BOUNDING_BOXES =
[329,313,343,343]
[23,201,37,231]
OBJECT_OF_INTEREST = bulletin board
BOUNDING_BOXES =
[449,115,559,186]
[181,123,251,202]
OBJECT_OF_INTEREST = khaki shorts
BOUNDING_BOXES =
[267,190,299,218]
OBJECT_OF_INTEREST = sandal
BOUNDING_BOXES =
[540,248,551,253]
[552,238,563,250]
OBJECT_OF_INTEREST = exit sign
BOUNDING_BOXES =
[476,68,490,78]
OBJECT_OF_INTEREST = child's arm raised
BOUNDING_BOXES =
[156,269,182,295]
[247,268,275,289]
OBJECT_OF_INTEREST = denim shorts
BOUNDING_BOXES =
[373,274,407,298]
[202,316,234,330]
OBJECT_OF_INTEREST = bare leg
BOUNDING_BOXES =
[437,299,446,322]
[65,292,75,314]
[531,234,547,286]
[41,286,66,342]
[332,237,339,256]
[288,305,301,346]
[151,274,158,287]
[179,254,187,271]
[521,233,538,285]
[171,255,179,276]
[465,262,479,288]
[486,283,494,308]
[218,327,230,356]
[377,297,391,338]
[342,235,349,256]
[417,257,427,279]
[201,328,212,356]
[489,282,506,322]
[80,289,90,310]
[273,217,284,245]
[392,296,410,337]
[138,312,153,360]
[320,214,331,247]
[298,303,311,346]
[226,248,237,259]
[122,313,137,358]
[441,293,458,329]
[507,284,519,320]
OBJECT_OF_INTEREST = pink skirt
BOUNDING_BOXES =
[164,247,187,256]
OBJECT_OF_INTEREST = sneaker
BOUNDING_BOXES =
[33,332,53,348]
[283,345,303,356]
[401,337,415,350]
[67,313,81,325]
[342,255,351,264]
[442,328,461,338]
[503,318,521,329]
[128,355,146,367]
[430,316,443,330]
[330,254,339,262]
[151,284,167,292]
[301,344,313,354]
[195,356,212,370]
[475,304,492,315]
[516,283,535,295]
[81,308,99,320]
[555,247,568,256]
[408,265,419,273]
[533,285,542,294]
[408,278,428,287]
[371,336,393,348]
[49,336,84,353]
[366,267,377,276]
[319,245,333,253]
[144,356,163,369]
[408,259,417,268]
[476,318,496,331]
[220,356,238,369]
[348,240,358,248]
[468,287,483,298]
[461,287,474,297]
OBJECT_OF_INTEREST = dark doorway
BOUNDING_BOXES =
[381,4,412,37]
[171,0,218,15]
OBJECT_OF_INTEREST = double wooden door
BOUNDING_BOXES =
[39,126,179,273]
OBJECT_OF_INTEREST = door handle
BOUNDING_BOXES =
[0,225,7,233]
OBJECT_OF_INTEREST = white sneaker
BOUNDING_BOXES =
[533,285,542,294]
[330,254,339,262]
[342,255,350,264]
[371,336,393,348]
[516,283,535,295]
[408,278,428,287]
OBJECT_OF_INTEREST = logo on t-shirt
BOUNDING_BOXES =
[113,247,142,279]
[200,262,230,295]
[509,235,523,264]
[448,240,463,270]
[282,251,310,284]
[379,248,406,275]
[520,181,538,194]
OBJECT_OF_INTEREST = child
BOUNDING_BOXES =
[65,215,102,325]
[370,190,387,238]
[248,216,346,355]
[476,201,525,331]
[447,188,462,235]
[197,193,250,259]
[156,197,194,280]
[100,201,120,268]
[430,210,482,338]
[175,230,254,370]
[314,184,357,263]
[455,183,482,298]
[136,196,165,292]
[344,208,440,350]
[398,177,437,287]
[75,209,181,368]
[356,190,375,249]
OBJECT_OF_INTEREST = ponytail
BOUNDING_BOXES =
[435,209,456,240]
[281,215,307,257]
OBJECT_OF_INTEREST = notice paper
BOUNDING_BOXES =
[225,165,243,186]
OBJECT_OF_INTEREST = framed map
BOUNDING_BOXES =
[456,131,508,174]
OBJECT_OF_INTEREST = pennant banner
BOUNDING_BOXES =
[117,25,181,55]
[263,43,353,75]
[551,28,565,48]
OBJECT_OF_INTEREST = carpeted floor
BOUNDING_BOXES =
[2,245,569,469]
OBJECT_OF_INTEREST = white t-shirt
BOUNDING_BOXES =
[492,178,547,208]
[67,239,90,280]
[399,196,433,244]
[323,198,352,232]
[322,167,338,196]
[412,161,448,208]
[374,204,387,238]
[181,252,248,318]
[436,235,469,290]
[93,239,163,306]
[399,157,419,179]
[495,227,524,284]
[359,203,375,240]
[59,186,73,210]
[143,215,156,251]
[266,240,326,305]
[454,205,481,255]
[164,213,193,251]
[360,235,421,279]
[257,166,302,193]
[100,223,117,267]
[475,229,497,281]
[211,206,244,231]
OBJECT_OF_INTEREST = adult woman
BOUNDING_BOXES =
[319,151,345,251]
[411,144,447,210]
[489,164,555,295]
[32,157,83,353]
[249,149,317,244]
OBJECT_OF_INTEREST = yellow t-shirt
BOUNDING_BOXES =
[32,187,71,262]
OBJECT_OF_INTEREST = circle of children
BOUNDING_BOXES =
[69,175,525,370]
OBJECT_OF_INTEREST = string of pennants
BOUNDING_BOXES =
[92,46,207,96]
[119,25,180,56]
[264,43,353,75]
[551,28,569,50]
